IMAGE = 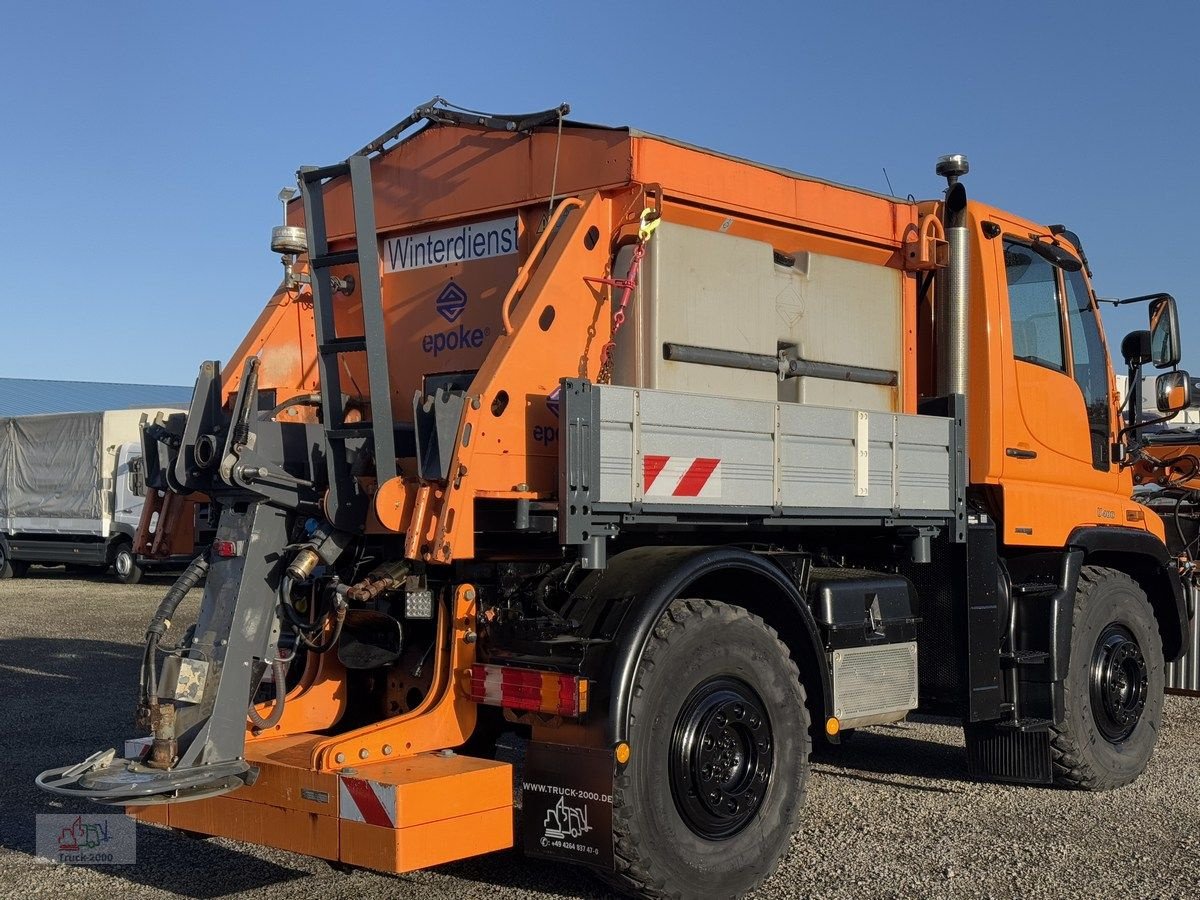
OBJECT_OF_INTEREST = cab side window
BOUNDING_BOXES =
[1064,269,1111,469]
[1004,240,1065,371]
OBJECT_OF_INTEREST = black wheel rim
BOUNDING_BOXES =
[1089,623,1148,742]
[669,676,773,840]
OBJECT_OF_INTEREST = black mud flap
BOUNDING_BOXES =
[964,723,1053,784]
[521,742,615,871]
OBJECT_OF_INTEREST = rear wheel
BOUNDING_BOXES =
[1052,566,1164,790]
[113,542,144,585]
[606,599,809,899]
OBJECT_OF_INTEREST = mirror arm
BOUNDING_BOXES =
[1119,410,1181,446]
[1111,292,1176,307]
[1127,362,1142,432]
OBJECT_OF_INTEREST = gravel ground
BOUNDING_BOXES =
[0,571,1197,899]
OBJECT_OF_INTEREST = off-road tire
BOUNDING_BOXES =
[1052,566,1164,790]
[112,542,144,585]
[604,599,810,899]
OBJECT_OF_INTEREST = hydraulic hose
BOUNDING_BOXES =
[247,659,288,730]
[139,553,210,719]
[277,576,322,632]
[277,574,347,653]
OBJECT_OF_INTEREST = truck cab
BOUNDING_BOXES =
[963,203,1144,545]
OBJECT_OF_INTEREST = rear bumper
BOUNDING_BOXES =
[129,734,513,872]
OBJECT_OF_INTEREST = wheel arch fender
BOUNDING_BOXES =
[566,545,830,746]
[106,532,133,565]
[1068,526,1189,661]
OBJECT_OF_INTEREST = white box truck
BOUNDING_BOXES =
[0,408,192,582]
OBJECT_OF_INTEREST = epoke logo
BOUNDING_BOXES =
[436,282,468,323]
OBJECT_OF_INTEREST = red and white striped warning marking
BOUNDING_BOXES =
[339,776,396,828]
[643,455,722,499]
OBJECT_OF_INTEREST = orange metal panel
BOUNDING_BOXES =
[414,192,619,561]
[132,748,511,874]
[351,752,512,828]
[222,275,319,405]
[959,200,1150,549]
[246,650,349,740]
[631,135,913,249]
[235,737,341,815]
[127,804,168,826]
[305,125,634,241]
[166,794,340,860]
[311,585,478,769]
[339,807,512,873]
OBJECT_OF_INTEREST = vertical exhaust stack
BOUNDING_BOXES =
[935,154,970,398]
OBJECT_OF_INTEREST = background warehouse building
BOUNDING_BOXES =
[0,378,191,417]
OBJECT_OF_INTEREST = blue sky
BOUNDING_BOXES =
[1,1,1197,385]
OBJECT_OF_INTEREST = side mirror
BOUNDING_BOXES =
[1149,295,1182,369]
[1156,370,1192,414]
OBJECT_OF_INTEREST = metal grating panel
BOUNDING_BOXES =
[831,642,918,721]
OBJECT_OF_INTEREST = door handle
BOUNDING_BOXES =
[1006,447,1038,459]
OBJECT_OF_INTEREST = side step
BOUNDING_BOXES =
[964,722,1053,785]
[1000,649,1050,667]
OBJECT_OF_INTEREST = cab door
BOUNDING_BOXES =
[991,225,1120,546]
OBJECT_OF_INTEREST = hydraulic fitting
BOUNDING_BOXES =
[147,702,178,770]
[285,520,351,582]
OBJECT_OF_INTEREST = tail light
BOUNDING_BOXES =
[466,664,588,717]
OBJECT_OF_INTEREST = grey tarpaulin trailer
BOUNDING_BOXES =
[0,408,190,582]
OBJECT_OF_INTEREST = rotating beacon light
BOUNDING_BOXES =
[271,186,308,291]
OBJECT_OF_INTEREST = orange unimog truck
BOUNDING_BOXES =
[39,99,1195,898]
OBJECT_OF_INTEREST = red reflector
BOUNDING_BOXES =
[213,540,238,558]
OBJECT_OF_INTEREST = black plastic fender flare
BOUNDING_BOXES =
[564,545,830,746]
[1067,526,1189,661]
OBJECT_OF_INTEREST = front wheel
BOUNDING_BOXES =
[606,599,809,899]
[1052,566,1164,790]
[112,543,144,585]
[0,543,23,579]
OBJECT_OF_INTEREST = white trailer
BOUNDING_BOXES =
[0,408,187,582]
